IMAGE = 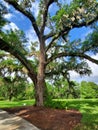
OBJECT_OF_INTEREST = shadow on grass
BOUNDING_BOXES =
[71,100,98,130]
[50,99,98,130]
[80,108,98,124]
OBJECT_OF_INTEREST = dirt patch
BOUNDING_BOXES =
[4,106,82,130]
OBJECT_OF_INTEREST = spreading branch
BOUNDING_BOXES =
[40,0,56,34]
[46,52,98,65]
[0,38,37,84]
[45,13,98,52]
[45,31,68,52]
[4,0,40,40]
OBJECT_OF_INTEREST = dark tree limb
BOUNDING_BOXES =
[45,14,98,52]
[40,0,56,34]
[0,38,37,84]
[46,52,98,65]
[44,32,55,40]
[45,31,68,52]
[4,0,40,40]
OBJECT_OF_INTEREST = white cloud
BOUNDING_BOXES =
[1,0,13,19]
[4,2,10,9]
[31,1,39,17]
[87,54,98,77]
[26,26,38,43]
[2,0,25,21]
[70,54,98,84]
[4,10,22,20]
[10,22,19,30]
[1,0,10,9]
[4,13,13,19]
[25,26,39,51]
[3,22,19,31]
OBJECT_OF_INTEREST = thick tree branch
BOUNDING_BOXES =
[44,32,55,40]
[45,14,98,52]
[40,0,55,34]
[72,15,98,28]
[45,30,68,52]
[45,14,98,40]
[0,38,37,84]
[45,34,60,52]
[46,52,98,65]
[4,0,40,40]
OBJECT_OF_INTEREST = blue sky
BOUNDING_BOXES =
[1,0,98,84]
[69,27,93,41]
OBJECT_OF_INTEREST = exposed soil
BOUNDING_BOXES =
[4,106,82,130]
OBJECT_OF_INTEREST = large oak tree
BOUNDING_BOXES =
[0,0,98,106]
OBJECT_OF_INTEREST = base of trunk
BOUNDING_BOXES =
[35,83,44,106]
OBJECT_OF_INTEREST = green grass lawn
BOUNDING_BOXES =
[0,99,98,129]
[0,99,35,108]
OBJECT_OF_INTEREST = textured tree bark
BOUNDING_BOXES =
[35,37,46,106]
[35,79,45,106]
[35,63,45,106]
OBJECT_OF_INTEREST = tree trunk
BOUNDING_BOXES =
[35,78,45,106]
[35,37,46,106]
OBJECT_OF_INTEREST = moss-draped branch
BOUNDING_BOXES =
[0,38,37,84]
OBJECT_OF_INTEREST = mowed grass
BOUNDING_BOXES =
[0,99,98,129]
[0,99,35,108]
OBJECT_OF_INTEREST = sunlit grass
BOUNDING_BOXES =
[0,100,35,108]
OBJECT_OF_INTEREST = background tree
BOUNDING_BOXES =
[0,50,34,101]
[80,81,98,99]
[0,76,34,101]
[46,56,91,99]
[0,0,98,106]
